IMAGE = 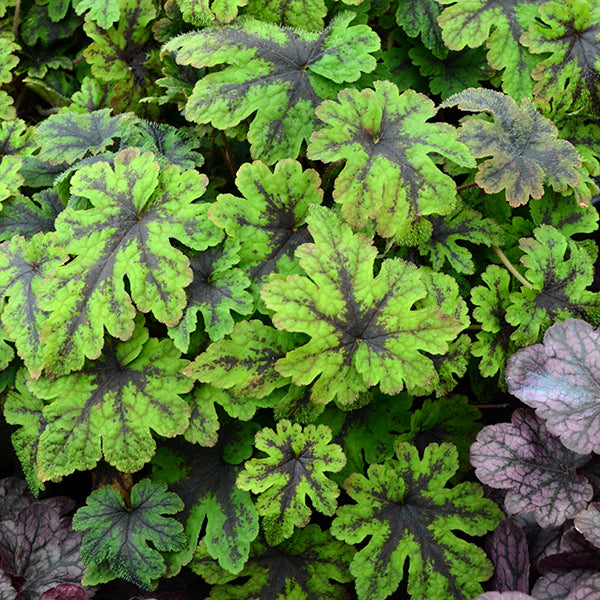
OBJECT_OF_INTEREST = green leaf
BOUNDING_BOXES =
[190,525,354,599]
[39,148,221,376]
[164,12,380,164]
[208,159,322,301]
[237,419,346,545]
[34,109,126,165]
[0,234,68,378]
[441,88,581,207]
[261,206,467,405]
[521,0,600,119]
[417,199,503,274]
[0,156,23,205]
[506,225,600,346]
[0,190,63,242]
[74,0,120,28]
[395,0,445,58]
[185,319,297,400]
[331,442,503,600]
[470,265,517,378]
[529,191,599,237]
[72,479,185,589]
[307,81,475,240]
[151,435,259,576]
[177,0,247,25]
[436,0,544,98]
[0,38,18,120]
[3,370,47,495]
[26,316,192,481]
[20,2,81,45]
[167,241,253,351]
[245,0,327,30]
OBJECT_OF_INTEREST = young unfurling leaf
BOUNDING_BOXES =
[308,81,475,240]
[441,88,581,207]
[237,419,346,545]
[332,442,503,600]
[72,479,185,589]
[261,205,467,405]
[164,12,380,164]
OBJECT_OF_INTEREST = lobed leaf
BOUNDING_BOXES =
[308,80,475,240]
[164,12,380,164]
[441,88,581,207]
[395,0,445,58]
[177,0,247,25]
[262,205,467,405]
[74,0,120,28]
[0,190,63,242]
[72,479,185,589]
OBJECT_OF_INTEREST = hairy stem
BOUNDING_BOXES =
[456,181,479,193]
[492,245,534,289]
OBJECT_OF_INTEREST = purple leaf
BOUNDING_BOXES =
[0,500,88,600]
[470,408,592,527]
[506,318,600,455]
[575,503,600,549]
[565,573,600,600]
[474,594,536,600]
[534,569,597,600]
[488,518,530,592]
[39,583,89,600]
[0,477,34,521]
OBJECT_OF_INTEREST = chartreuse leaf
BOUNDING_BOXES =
[307,81,475,240]
[395,0,445,58]
[74,0,120,28]
[209,159,322,301]
[151,434,259,576]
[185,319,297,400]
[0,37,18,120]
[521,0,600,119]
[177,0,247,25]
[470,265,517,378]
[190,525,354,600]
[261,206,467,405]
[418,199,503,274]
[3,370,47,496]
[0,156,23,205]
[34,108,126,165]
[471,408,593,528]
[436,0,544,98]
[164,12,380,164]
[529,191,598,237]
[237,420,345,545]
[506,318,600,455]
[332,442,503,600]
[0,234,68,378]
[72,479,185,589]
[39,148,222,376]
[24,316,192,481]
[441,88,581,207]
[506,226,600,346]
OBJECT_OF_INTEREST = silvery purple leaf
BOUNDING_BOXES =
[565,573,600,600]
[506,318,600,455]
[488,518,530,592]
[533,570,597,600]
[575,503,600,549]
[470,408,592,527]
[39,583,89,600]
[474,594,535,600]
[0,477,34,521]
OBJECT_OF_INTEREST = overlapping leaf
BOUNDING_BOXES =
[487,518,530,593]
[436,0,545,98]
[190,525,354,600]
[441,88,581,207]
[177,0,247,25]
[332,442,503,600]
[529,191,599,237]
[308,80,475,240]
[0,156,23,205]
[0,233,68,377]
[22,316,192,481]
[237,420,345,545]
[471,408,593,528]
[261,205,467,405]
[208,159,322,301]
[0,38,18,120]
[38,148,221,376]
[417,199,503,273]
[150,434,259,576]
[521,0,600,119]
[74,0,120,28]
[506,318,600,455]
[505,226,600,346]
[396,0,445,58]
[72,479,185,589]
[245,0,326,30]
[0,190,63,242]
[164,12,380,164]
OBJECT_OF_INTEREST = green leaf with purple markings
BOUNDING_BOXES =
[436,0,544,98]
[307,80,475,240]
[332,442,503,600]
[24,316,192,481]
[441,88,581,207]
[177,0,247,25]
[395,0,445,58]
[521,0,600,119]
[261,205,467,405]
[506,318,600,455]
[164,12,380,164]
[471,408,593,528]
[73,479,185,589]
[208,159,322,302]
[39,148,221,376]
[74,0,120,28]
[236,419,346,545]
[190,525,354,600]
[0,234,68,378]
